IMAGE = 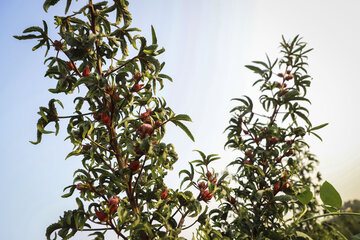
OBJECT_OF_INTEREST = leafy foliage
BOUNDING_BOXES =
[16,1,359,239]
[207,36,345,239]
[15,1,225,239]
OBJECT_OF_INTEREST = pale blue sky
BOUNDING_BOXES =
[1,0,360,239]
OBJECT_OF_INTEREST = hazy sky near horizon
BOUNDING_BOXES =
[1,0,360,239]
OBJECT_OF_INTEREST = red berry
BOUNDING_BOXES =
[161,188,168,200]
[201,190,214,202]
[100,113,111,126]
[53,40,63,51]
[82,65,90,77]
[245,151,254,158]
[269,137,279,144]
[134,72,142,81]
[138,123,153,138]
[206,171,212,179]
[108,196,119,207]
[129,160,140,172]
[82,144,91,151]
[131,84,144,92]
[254,137,260,144]
[285,74,294,80]
[273,182,281,195]
[198,182,207,190]
[95,209,108,222]
[277,73,284,78]
[286,70,291,74]
[66,61,75,71]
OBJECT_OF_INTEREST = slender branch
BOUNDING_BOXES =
[57,112,93,119]
[295,205,307,223]
[133,156,148,196]
[88,0,103,75]
[80,228,112,231]
[104,56,138,77]
[177,210,190,229]
[182,219,198,230]
[299,212,360,224]
[94,150,116,173]
[87,136,116,154]
[108,220,128,240]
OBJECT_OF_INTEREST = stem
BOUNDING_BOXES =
[88,0,103,75]
[299,212,360,224]
[177,210,190,229]
[295,205,307,223]
[104,56,138,77]
[182,219,198,230]
[57,112,93,119]
[108,220,128,240]
[94,150,116,173]
[87,136,115,154]
[133,157,147,197]
[80,228,112,231]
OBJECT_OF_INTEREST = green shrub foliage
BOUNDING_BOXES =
[15,0,226,239]
[15,1,358,239]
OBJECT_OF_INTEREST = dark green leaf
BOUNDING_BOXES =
[320,181,342,209]
[310,123,329,131]
[296,186,313,205]
[43,0,61,12]
[171,120,194,142]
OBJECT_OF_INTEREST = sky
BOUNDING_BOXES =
[1,0,360,239]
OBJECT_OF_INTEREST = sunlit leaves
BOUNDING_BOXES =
[296,186,313,205]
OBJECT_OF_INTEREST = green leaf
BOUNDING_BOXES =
[151,25,157,45]
[46,222,62,240]
[295,111,312,126]
[65,0,72,14]
[13,34,41,40]
[245,65,265,75]
[296,231,313,240]
[310,131,323,141]
[296,186,313,205]
[43,0,61,12]
[320,181,342,209]
[171,120,195,142]
[61,185,76,198]
[171,114,192,122]
[310,123,329,131]
[23,26,43,33]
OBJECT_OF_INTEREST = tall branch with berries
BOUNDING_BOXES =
[207,36,347,239]
[14,0,225,239]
